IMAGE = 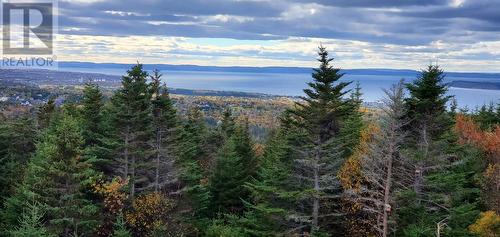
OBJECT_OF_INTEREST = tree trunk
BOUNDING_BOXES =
[382,141,394,237]
[312,144,320,233]
[123,125,130,178]
[414,126,428,201]
[130,155,135,198]
[155,128,161,192]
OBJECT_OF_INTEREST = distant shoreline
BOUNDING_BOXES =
[449,81,500,91]
[58,62,500,79]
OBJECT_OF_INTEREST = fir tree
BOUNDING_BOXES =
[149,70,179,193]
[209,122,257,214]
[0,117,36,207]
[9,201,54,237]
[339,80,364,158]
[473,103,499,131]
[220,107,236,139]
[256,46,355,235]
[405,64,452,142]
[404,65,453,203]
[245,118,305,236]
[112,214,131,237]
[177,107,212,223]
[81,82,105,147]
[37,97,56,129]
[80,82,114,175]
[3,113,100,236]
[110,63,152,198]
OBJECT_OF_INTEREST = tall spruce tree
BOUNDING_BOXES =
[178,107,212,223]
[209,122,257,215]
[245,114,306,236]
[405,65,452,143]
[149,70,179,193]
[254,46,355,235]
[80,82,115,175]
[110,63,152,198]
[81,83,105,147]
[339,80,364,158]
[404,65,453,201]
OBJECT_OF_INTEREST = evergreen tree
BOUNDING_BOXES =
[149,70,179,193]
[473,103,499,131]
[339,80,364,158]
[292,46,353,234]
[110,63,152,198]
[80,82,115,175]
[250,46,354,235]
[396,146,484,237]
[3,113,100,236]
[220,107,236,139]
[405,65,452,142]
[0,117,36,207]
[398,66,484,236]
[209,122,257,214]
[37,97,56,129]
[404,65,453,201]
[112,214,131,237]
[245,117,305,236]
[81,82,105,147]
[9,201,54,237]
[177,107,212,223]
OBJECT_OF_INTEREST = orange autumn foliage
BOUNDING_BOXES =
[455,114,500,156]
[339,123,380,191]
[455,114,500,212]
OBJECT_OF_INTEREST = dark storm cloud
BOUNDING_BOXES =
[57,0,499,46]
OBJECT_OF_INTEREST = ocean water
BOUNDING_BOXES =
[62,67,500,109]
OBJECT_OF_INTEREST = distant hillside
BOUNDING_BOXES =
[450,80,500,90]
[59,61,500,79]
[0,69,282,98]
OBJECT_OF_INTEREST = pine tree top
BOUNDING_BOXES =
[291,46,353,141]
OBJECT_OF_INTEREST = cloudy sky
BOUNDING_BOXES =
[53,0,500,71]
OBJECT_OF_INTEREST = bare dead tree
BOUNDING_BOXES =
[356,80,412,237]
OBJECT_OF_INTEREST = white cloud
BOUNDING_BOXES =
[54,34,500,72]
[104,10,150,17]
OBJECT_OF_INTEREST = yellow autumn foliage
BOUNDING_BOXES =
[469,211,500,237]
[125,192,175,236]
[93,177,128,214]
[338,122,379,191]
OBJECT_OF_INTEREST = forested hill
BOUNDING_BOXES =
[0,48,499,237]
[59,61,500,79]
[450,80,500,90]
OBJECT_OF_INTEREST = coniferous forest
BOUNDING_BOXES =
[0,47,499,237]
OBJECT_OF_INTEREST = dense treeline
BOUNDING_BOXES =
[0,47,499,237]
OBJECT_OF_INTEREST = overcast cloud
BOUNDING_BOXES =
[54,0,500,71]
